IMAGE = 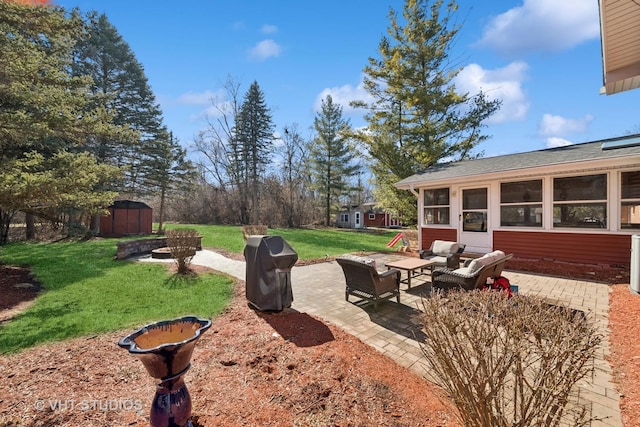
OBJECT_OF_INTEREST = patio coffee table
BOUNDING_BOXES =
[385,258,435,289]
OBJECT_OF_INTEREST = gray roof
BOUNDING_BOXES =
[395,134,640,188]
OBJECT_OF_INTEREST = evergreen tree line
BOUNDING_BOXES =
[1,0,500,243]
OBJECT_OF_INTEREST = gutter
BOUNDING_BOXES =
[409,184,419,198]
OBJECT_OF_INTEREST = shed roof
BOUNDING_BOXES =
[110,200,151,209]
[395,134,640,189]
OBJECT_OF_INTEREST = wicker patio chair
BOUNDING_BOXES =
[336,255,401,311]
[432,252,513,292]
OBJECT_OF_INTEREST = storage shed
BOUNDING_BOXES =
[99,200,152,237]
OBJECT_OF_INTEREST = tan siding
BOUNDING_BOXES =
[494,230,632,267]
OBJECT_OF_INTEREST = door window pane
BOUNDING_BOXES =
[463,188,487,210]
[463,211,487,232]
[462,188,487,232]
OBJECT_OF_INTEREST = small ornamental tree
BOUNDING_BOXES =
[420,290,603,427]
[165,229,200,274]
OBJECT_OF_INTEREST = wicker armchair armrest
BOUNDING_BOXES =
[379,268,401,279]
[432,268,474,280]
[419,249,435,258]
[446,253,462,268]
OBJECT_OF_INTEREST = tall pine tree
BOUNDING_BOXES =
[0,1,125,242]
[236,81,274,225]
[72,12,168,197]
[309,95,359,226]
[353,0,500,223]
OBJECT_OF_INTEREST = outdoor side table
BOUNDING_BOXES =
[385,258,434,289]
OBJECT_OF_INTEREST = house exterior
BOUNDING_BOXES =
[336,205,365,229]
[598,0,640,95]
[336,203,402,229]
[362,202,402,228]
[394,134,640,268]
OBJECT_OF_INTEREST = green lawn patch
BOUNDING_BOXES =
[0,239,233,354]
[162,224,403,259]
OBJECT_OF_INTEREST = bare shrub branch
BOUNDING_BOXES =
[420,290,603,427]
[166,228,200,274]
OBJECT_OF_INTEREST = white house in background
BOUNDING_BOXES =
[394,134,640,267]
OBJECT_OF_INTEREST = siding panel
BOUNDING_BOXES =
[420,227,458,252]
[494,230,632,267]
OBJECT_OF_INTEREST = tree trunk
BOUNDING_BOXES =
[157,186,166,234]
[0,209,15,245]
[25,212,35,240]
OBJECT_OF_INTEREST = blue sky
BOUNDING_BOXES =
[54,0,639,158]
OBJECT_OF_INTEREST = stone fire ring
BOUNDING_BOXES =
[151,247,172,259]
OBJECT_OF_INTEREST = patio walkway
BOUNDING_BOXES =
[143,250,622,427]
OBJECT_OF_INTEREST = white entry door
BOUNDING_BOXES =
[460,187,491,253]
[354,212,362,228]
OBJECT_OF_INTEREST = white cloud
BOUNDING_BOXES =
[475,0,600,56]
[314,79,374,115]
[248,39,282,61]
[545,137,573,148]
[538,113,593,136]
[261,24,278,34]
[455,61,530,124]
[176,90,223,106]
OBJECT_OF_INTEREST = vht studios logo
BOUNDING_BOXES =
[35,398,143,412]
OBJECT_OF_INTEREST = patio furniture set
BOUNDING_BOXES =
[336,240,513,311]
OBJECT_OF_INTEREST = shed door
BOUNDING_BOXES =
[354,212,362,228]
[460,187,491,253]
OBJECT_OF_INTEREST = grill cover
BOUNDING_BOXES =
[243,235,298,311]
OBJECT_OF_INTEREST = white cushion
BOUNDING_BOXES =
[467,250,506,275]
[432,240,459,256]
[429,255,448,265]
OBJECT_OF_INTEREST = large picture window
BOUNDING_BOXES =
[423,188,450,225]
[621,171,640,229]
[553,174,607,228]
[500,180,542,227]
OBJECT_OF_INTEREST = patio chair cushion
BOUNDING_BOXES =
[338,253,377,269]
[431,240,459,256]
[467,250,506,275]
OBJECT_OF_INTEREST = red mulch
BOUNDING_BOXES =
[0,256,638,426]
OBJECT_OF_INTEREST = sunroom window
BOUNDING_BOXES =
[500,180,542,227]
[621,171,640,229]
[553,174,607,228]
[423,188,450,225]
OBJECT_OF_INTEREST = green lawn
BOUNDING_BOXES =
[0,225,406,354]
[162,224,403,259]
[0,239,234,354]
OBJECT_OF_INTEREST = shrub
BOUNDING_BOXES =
[420,290,603,427]
[166,228,200,274]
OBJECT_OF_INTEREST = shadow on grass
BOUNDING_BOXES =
[163,271,200,289]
